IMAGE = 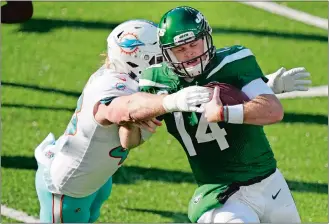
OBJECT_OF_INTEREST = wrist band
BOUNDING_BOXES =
[223,105,228,123]
[227,104,244,124]
[219,106,224,121]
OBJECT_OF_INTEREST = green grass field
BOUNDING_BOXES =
[1,2,328,223]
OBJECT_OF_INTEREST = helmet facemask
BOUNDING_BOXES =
[125,52,163,82]
[162,31,215,78]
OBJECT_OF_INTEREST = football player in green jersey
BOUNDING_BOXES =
[138,6,308,223]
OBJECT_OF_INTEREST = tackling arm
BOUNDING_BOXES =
[110,92,167,124]
[94,95,161,148]
[93,93,166,133]
[95,86,212,126]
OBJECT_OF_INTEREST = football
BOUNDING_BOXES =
[204,82,250,105]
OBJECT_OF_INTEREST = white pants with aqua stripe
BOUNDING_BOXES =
[35,164,112,223]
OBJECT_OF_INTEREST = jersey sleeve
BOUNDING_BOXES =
[221,46,268,89]
[139,64,179,121]
[138,67,163,94]
[88,71,139,105]
[139,63,179,95]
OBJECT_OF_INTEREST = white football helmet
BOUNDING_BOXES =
[107,19,163,81]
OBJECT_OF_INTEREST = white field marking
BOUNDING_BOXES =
[1,86,328,223]
[239,1,328,30]
[1,204,40,223]
[276,85,328,99]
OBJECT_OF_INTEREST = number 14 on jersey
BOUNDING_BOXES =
[174,112,229,156]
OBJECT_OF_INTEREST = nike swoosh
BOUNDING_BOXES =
[272,188,281,200]
[119,77,126,81]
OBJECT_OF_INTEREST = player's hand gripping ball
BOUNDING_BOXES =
[203,82,249,123]
[204,82,250,105]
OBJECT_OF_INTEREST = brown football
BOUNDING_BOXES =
[204,82,250,105]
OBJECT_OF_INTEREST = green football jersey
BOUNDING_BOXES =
[139,45,276,187]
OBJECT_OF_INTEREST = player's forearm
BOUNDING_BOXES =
[106,92,167,125]
[126,92,167,122]
[119,124,141,149]
[243,94,284,125]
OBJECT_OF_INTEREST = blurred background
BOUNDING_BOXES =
[1,1,328,223]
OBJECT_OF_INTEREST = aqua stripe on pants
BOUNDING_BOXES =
[35,164,112,223]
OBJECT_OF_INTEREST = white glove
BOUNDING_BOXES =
[266,67,311,94]
[163,86,212,113]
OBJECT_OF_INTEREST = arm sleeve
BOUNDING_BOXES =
[236,55,268,88]
[241,78,274,99]
[139,64,177,95]
[90,73,139,106]
[220,47,269,89]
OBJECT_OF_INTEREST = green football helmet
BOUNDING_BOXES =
[158,6,215,78]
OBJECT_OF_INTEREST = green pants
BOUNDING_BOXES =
[188,184,239,223]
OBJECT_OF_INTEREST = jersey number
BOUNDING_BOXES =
[109,146,128,165]
[65,93,83,136]
[174,112,229,156]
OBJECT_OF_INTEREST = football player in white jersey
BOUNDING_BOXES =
[34,19,213,223]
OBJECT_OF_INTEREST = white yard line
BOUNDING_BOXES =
[1,204,40,223]
[240,1,328,30]
[277,85,328,99]
[237,2,328,96]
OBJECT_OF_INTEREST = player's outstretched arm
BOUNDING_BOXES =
[204,81,284,126]
[104,86,212,125]
[94,95,163,133]
[265,67,311,94]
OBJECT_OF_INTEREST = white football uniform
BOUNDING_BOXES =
[35,65,138,198]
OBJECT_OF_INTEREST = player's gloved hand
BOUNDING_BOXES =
[266,67,311,94]
[162,86,212,113]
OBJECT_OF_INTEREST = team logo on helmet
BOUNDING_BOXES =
[117,32,145,55]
